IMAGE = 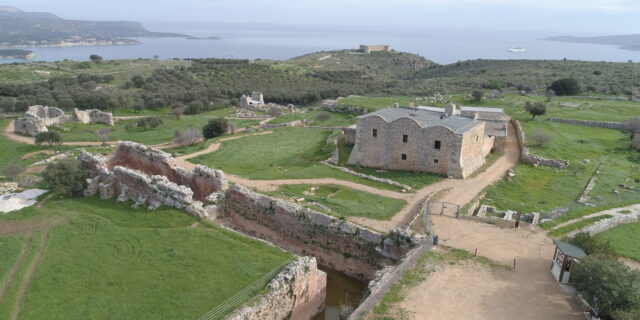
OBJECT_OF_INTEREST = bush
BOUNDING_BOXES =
[1,164,24,180]
[137,117,163,130]
[202,118,228,139]
[524,102,546,119]
[549,78,580,96]
[621,118,640,138]
[632,135,640,151]
[35,131,62,147]
[174,129,203,146]
[531,129,551,147]
[42,159,86,197]
[571,255,640,319]
[566,232,615,256]
[315,111,332,122]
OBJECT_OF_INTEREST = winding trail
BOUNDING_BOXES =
[0,234,33,304]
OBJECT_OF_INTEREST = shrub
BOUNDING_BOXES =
[571,255,640,319]
[171,103,185,120]
[531,129,551,147]
[89,54,103,63]
[137,117,163,130]
[42,159,86,197]
[1,164,24,180]
[524,102,546,119]
[632,135,640,151]
[315,111,332,122]
[94,127,113,145]
[174,129,203,146]
[35,131,62,147]
[202,118,228,139]
[566,232,614,256]
[621,118,640,138]
[549,78,580,96]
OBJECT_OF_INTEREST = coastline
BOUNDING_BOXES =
[0,39,142,49]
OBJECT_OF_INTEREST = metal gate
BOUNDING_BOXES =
[426,201,460,218]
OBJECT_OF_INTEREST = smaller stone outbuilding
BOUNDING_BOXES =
[359,45,392,53]
[550,240,586,284]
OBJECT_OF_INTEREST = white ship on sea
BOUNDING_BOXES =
[508,46,526,52]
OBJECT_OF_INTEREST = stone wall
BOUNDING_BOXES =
[548,118,623,130]
[78,142,228,219]
[108,141,227,202]
[220,184,424,281]
[511,119,568,169]
[72,108,114,126]
[567,212,639,238]
[226,257,326,320]
[359,45,391,53]
[14,114,48,136]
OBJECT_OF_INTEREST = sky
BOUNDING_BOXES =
[5,0,640,35]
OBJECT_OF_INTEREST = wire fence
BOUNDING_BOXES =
[198,258,294,320]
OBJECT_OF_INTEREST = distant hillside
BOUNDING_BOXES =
[0,6,187,47]
[546,34,640,52]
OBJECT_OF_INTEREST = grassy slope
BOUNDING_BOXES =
[268,184,406,220]
[0,196,291,320]
[190,127,399,190]
[0,235,24,286]
[597,222,640,261]
[0,119,71,169]
[268,110,357,127]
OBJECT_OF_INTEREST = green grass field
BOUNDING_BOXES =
[0,196,292,320]
[57,109,261,145]
[598,222,640,262]
[0,234,24,287]
[268,184,406,220]
[269,110,357,126]
[190,127,400,190]
[483,119,639,216]
[0,119,74,169]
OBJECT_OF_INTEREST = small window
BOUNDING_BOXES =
[402,134,408,143]
[372,129,378,137]
[401,154,407,160]
[434,159,439,163]
[476,136,479,141]
[434,140,441,149]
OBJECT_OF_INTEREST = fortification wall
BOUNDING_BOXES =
[359,45,391,53]
[220,185,423,281]
[511,119,568,168]
[548,118,623,130]
[226,257,326,320]
[72,108,114,126]
[109,142,227,202]
[14,114,48,136]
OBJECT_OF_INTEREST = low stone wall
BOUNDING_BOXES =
[567,212,640,238]
[511,119,568,168]
[549,118,623,130]
[565,96,630,101]
[262,120,304,129]
[321,161,411,191]
[226,257,326,320]
[108,142,227,202]
[319,104,368,115]
[72,108,114,126]
[14,114,48,136]
[220,184,424,281]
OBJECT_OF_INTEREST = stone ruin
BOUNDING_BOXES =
[14,105,114,137]
[78,141,228,219]
[236,92,296,117]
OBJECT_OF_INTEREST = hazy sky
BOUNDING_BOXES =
[6,0,640,34]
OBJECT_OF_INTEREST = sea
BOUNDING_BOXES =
[1,22,638,64]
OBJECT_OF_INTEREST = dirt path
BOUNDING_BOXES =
[551,203,640,230]
[398,218,583,320]
[0,234,33,303]
[4,120,112,146]
[11,225,52,320]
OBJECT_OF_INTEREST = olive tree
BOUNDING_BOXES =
[42,159,86,197]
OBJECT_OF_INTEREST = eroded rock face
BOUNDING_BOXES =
[72,108,114,126]
[27,105,65,119]
[14,114,47,136]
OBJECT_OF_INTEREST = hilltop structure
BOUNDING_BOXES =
[347,104,507,178]
[13,105,114,136]
[359,45,392,53]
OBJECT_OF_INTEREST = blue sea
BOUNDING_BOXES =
[1,22,638,64]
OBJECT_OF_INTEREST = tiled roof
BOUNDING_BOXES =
[360,106,481,134]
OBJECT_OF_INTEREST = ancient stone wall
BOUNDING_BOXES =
[72,108,114,126]
[458,123,488,178]
[220,185,423,281]
[343,127,357,145]
[548,118,623,130]
[109,142,227,202]
[567,212,639,238]
[511,119,568,169]
[226,257,326,320]
[14,114,48,136]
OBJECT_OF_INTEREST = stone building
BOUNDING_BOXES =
[359,45,392,53]
[239,92,265,109]
[347,104,507,178]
